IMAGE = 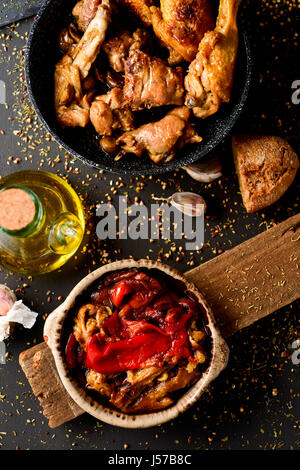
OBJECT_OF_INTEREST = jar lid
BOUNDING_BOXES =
[0,187,36,231]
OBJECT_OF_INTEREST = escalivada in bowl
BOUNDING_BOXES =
[44,259,229,428]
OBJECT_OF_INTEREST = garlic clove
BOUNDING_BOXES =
[183,157,222,183]
[169,192,207,217]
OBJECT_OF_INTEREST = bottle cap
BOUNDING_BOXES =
[0,187,36,231]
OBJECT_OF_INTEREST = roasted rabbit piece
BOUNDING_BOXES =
[103,28,150,73]
[117,106,202,163]
[185,0,240,118]
[151,0,214,63]
[72,0,112,80]
[55,0,111,127]
[119,0,153,26]
[54,55,90,127]
[90,87,134,135]
[72,0,102,31]
[123,50,184,109]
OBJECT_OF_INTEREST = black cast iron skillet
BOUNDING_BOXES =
[25,0,253,175]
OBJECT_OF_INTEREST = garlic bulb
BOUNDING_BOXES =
[0,285,16,317]
[0,285,38,341]
[183,157,222,182]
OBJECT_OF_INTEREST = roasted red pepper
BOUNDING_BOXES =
[65,332,86,369]
[76,270,200,375]
[109,272,163,311]
[65,333,78,369]
[109,279,135,308]
[87,331,172,374]
[86,304,195,374]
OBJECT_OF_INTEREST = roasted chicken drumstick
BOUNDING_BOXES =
[151,0,214,63]
[185,0,241,118]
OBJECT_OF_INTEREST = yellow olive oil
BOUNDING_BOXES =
[0,170,85,275]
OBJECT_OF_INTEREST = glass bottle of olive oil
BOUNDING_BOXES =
[0,170,85,275]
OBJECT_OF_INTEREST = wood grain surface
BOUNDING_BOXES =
[186,213,300,337]
[19,342,84,428]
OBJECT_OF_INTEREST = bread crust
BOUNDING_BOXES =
[232,134,299,213]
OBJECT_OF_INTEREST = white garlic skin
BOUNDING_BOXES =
[0,285,16,317]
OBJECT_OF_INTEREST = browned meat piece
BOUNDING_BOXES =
[90,100,114,135]
[123,50,184,110]
[72,0,111,79]
[151,0,214,63]
[103,28,149,73]
[185,0,240,118]
[72,0,102,32]
[119,0,153,26]
[232,135,299,213]
[106,69,124,89]
[55,1,111,127]
[90,88,134,136]
[117,106,202,163]
[54,55,90,127]
[58,23,81,53]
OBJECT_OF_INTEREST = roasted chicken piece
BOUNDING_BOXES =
[55,0,111,127]
[119,0,153,26]
[72,0,111,80]
[103,28,150,73]
[151,0,214,63]
[117,106,202,163]
[90,87,134,136]
[185,0,240,118]
[54,55,90,127]
[72,0,102,32]
[123,50,184,110]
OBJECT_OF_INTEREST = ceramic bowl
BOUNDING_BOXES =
[44,259,229,428]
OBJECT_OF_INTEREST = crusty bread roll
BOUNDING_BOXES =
[232,134,299,213]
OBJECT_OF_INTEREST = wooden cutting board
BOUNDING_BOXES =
[19,213,300,428]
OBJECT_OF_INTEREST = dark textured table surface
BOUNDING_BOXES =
[0,0,299,451]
